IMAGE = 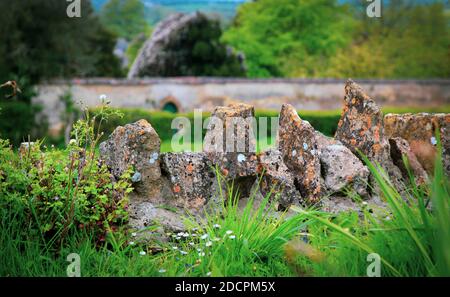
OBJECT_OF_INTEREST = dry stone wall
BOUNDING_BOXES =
[99,80,449,237]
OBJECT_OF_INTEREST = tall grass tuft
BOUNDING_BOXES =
[291,132,450,276]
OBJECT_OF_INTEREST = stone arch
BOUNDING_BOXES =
[160,95,182,113]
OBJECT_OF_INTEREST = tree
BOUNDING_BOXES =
[222,0,355,78]
[100,0,151,40]
[0,0,122,145]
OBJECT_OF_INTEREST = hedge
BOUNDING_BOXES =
[91,106,450,144]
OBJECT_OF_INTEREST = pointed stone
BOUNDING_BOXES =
[277,104,321,204]
[334,80,405,194]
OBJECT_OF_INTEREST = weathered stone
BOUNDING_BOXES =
[389,137,429,185]
[277,104,321,204]
[257,149,302,208]
[204,103,256,153]
[99,119,162,197]
[384,113,450,177]
[335,80,405,193]
[205,152,258,198]
[128,199,185,234]
[203,103,258,198]
[319,144,370,197]
[161,152,216,212]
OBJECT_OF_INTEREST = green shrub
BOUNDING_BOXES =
[0,101,133,249]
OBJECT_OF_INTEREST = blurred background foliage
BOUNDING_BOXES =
[0,0,448,146]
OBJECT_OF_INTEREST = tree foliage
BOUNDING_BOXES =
[0,0,122,146]
[223,0,450,78]
[100,0,151,40]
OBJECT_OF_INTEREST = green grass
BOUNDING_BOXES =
[1,131,449,277]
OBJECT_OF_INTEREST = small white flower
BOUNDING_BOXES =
[192,234,197,237]
[129,241,135,246]
[213,237,220,242]
[139,251,146,256]
[189,242,195,246]
[213,224,221,229]
[201,234,209,240]
[180,250,188,255]
[177,232,184,236]
[206,272,212,276]
[159,269,166,273]
[69,139,77,145]
[205,241,212,247]
[182,233,190,238]
[192,228,198,232]
[197,248,202,252]
[198,252,205,257]
[226,230,233,235]
[385,216,391,221]
[362,202,368,206]
[99,94,107,100]
[131,232,137,237]
[172,246,178,250]
[175,236,181,240]
[229,235,236,239]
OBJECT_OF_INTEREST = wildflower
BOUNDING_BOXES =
[226,230,233,235]
[362,201,368,206]
[99,94,107,101]
[180,250,188,255]
[176,236,181,240]
[201,234,209,240]
[197,248,202,252]
[54,196,59,201]
[192,228,198,232]
[69,139,77,145]
[189,242,195,246]
[139,251,146,256]
[205,241,212,247]
[213,224,221,229]
[229,235,236,239]
[177,232,184,236]
[198,252,205,257]
[129,241,135,246]
[182,233,190,238]
[172,246,178,250]
[131,232,137,237]
[158,269,166,273]
[206,272,212,277]
[213,237,220,242]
